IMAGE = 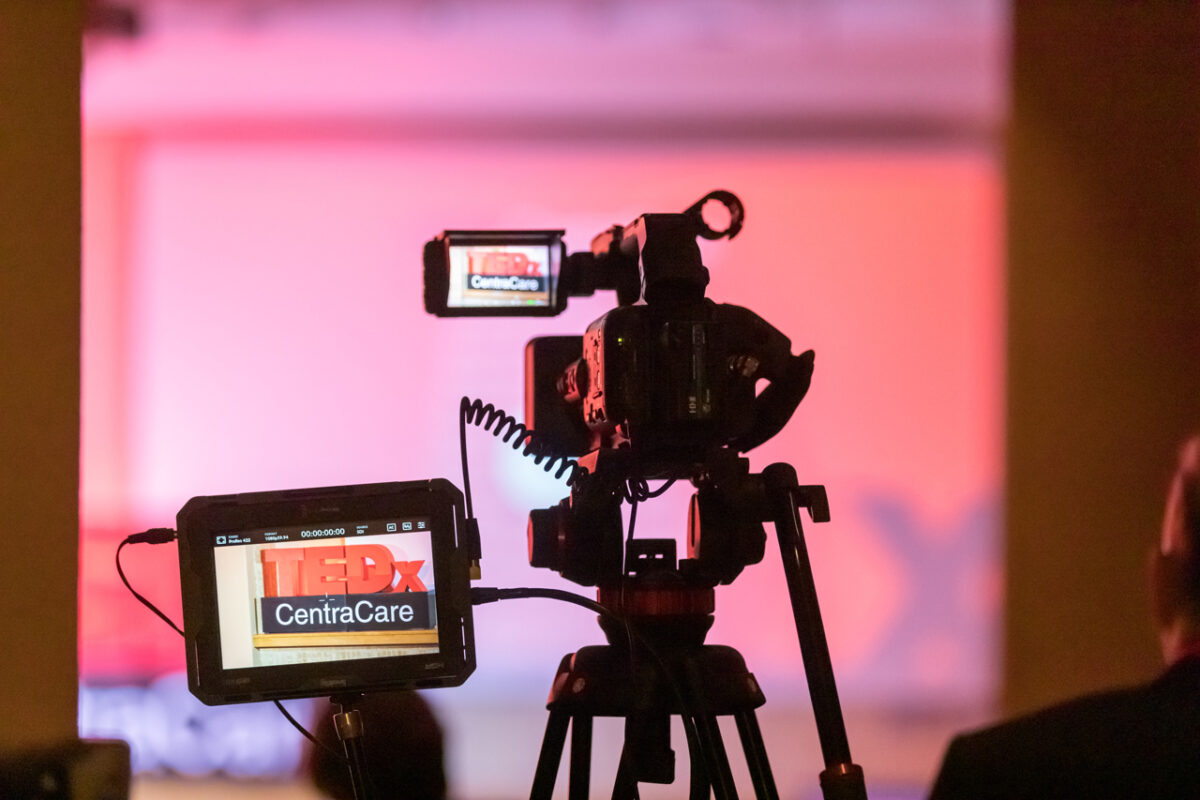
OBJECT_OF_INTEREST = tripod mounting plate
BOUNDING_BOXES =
[546,644,764,717]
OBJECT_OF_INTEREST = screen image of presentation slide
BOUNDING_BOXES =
[213,528,438,670]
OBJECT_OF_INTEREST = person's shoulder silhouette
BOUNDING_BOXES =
[929,434,1200,800]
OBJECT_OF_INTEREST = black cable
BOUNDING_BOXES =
[459,397,587,498]
[621,477,677,542]
[458,396,587,569]
[116,529,347,765]
[273,699,346,762]
[471,585,607,615]
[458,396,674,544]
[458,399,476,519]
[622,476,677,504]
[115,532,184,637]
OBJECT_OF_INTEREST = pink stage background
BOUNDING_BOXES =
[77,3,1004,792]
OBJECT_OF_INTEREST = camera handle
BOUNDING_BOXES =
[761,464,867,800]
[331,694,373,800]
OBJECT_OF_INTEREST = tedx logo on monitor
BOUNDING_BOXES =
[253,542,435,648]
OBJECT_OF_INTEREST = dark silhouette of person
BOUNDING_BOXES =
[305,691,446,800]
[928,435,1200,799]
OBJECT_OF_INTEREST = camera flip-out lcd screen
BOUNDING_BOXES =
[177,480,474,705]
[424,230,564,316]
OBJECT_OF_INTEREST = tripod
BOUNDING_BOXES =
[527,462,868,800]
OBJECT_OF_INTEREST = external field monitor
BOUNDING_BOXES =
[176,480,475,705]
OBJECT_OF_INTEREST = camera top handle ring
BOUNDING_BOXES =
[684,190,745,241]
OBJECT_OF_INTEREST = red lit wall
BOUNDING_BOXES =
[81,137,1002,710]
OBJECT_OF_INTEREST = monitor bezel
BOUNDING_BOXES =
[177,479,475,705]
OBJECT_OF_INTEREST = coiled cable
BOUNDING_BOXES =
[459,397,587,516]
[458,396,676,539]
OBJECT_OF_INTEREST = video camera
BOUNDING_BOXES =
[425,190,816,588]
[157,190,865,800]
[418,191,865,799]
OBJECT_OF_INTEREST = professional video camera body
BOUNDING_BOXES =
[423,191,868,800]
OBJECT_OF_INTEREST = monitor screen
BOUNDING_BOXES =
[177,480,474,704]
[212,518,438,671]
[446,242,557,310]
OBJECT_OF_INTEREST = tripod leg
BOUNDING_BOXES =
[611,744,641,800]
[688,734,710,800]
[691,714,737,800]
[530,709,571,800]
[568,714,593,800]
[677,656,737,800]
[734,710,779,800]
[763,463,867,800]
